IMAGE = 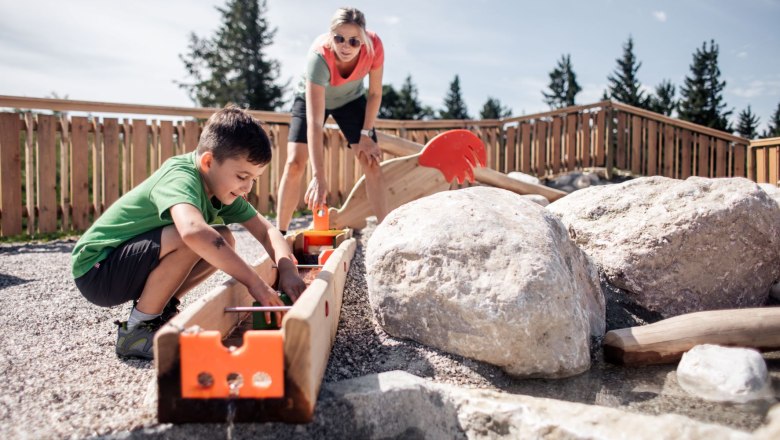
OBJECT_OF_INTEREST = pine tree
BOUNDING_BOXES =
[379,84,401,119]
[178,0,286,110]
[736,106,760,139]
[542,54,581,109]
[439,75,470,119]
[479,97,512,119]
[648,80,677,116]
[678,40,732,131]
[605,37,649,108]
[764,102,780,138]
[396,75,432,120]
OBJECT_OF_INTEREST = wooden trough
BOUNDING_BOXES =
[155,226,355,423]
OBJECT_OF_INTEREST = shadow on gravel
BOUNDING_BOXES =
[0,273,31,289]
[0,241,75,255]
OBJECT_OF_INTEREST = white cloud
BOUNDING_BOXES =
[737,51,748,58]
[652,11,667,22]
[732,79,780,99]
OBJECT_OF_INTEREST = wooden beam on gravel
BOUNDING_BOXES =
[603,307,780,366]
[377,132,567,202]
[155,237,357,423]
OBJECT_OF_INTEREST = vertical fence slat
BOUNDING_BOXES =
[631,115,642,175]
[60,116,71,231]
[150,121,159,172]
[103,119,120,209]
[274,125,289,205]
[663,124,675,178]
[184,121,199,153]
[36,115,57,233]
[595,111,606,167]
[581,113,592,168]
[0,113,22,236]
[680,129,692,179]
[616,112,626,169]
[566,114,577,171]
[769,146,779,185]
[327,130,340,204]
[520,123,531,174]
[70,117,90,231]
[131,120,147,188]
[159,121,174,165]
[505,126,516,173]
[697,136,710,177]
[755,147,768,182]
[534,121,547,177]
[24,113,35,234]
[91,118,103,218]
[646,120,657,176]
[716,139,727,177]
[733,144,746,178]
[551,117,562,174]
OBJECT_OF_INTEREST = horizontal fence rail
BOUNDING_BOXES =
[0,95,766,238]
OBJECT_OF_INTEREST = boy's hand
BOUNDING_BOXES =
[249,283,287,326]
[279,270,306,302]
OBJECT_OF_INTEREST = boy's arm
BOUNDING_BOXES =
[170,203,286,323]
[241,213,306,301]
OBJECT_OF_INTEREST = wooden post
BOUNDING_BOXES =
[60,115,71,232]
[91,117,103,219]
[70,117,90,231]
[103,119,120,209]
[630,115,642,175]
[36,115,57,233]
[25,113,35,234]
[0,113,22,236]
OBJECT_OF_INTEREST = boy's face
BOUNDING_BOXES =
[199,152,267,205]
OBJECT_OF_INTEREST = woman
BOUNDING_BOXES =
[276,7,387,234]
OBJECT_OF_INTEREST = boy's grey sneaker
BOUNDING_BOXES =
[115,317,165,359]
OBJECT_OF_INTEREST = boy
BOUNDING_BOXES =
[72,106,305,359]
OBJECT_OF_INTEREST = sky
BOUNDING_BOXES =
[1,0,779,133]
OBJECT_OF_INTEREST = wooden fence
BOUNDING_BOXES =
[749,137,780,186]
[0,95,770,238]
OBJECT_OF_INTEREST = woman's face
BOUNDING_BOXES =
[331,23,363,62]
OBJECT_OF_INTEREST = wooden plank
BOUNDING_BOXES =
[534,120,547,177]
[121,121,130,195]
[275,125,289,197]
[505,126,516,173]
[24,113,35,234]
[769,145,779,185]
[102,119,120,209]
[184,120,199,153]
[60,116,70,231]
[91,118,102,219]
[36,115,57,233]
[603,308,780,366]
[755,148,768,183]
[630,115,642,175]
[131,120,148,188]
[343,139,355,196]
[716,139,727,177]
[0,113,22,236]
[697,136,710,177]
[595,110,606,167]
[150,121,159,172]
[646,120,657,176]
[581,113,592,168]
[70,117,90,231]
[733,143,747,178]
[551,117,562,174]
[566,114,577,171]
[663,124,675,178]
[520,122,532,174]
[159,121,175,165]
[680,129,692,179]
[616,112,626,169]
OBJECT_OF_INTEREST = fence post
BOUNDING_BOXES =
[605,103,615,180]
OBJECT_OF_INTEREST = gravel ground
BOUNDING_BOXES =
[0,216,778,439]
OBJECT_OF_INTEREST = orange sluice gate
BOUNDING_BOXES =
[180,329,285,399]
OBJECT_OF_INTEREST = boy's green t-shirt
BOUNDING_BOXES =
[71,152,258,278]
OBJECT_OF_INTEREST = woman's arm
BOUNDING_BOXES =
[355,66,384,165]
[304,82,329,209]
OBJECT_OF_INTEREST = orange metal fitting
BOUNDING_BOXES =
[180,329,284,399]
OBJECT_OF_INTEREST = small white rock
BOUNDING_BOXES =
[677,344,771,403]
[507,171,540,185]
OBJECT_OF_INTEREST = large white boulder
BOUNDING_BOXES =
[366,187,604,378]
[547,176,780,317]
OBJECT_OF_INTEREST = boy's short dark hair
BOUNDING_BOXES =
[197,105,272,165]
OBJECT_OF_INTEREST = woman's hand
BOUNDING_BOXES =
[354,135,382,166]
[304,175,329,210]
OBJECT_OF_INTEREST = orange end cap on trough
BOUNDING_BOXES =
[180,329,284,399]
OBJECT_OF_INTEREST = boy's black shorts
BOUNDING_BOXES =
[288,95,378,145]
[74,227,162,307]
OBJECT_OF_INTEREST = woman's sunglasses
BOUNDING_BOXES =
[333,34,361,48]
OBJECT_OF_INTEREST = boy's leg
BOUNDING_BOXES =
[133,224,234,315]
[276,141,309,233]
